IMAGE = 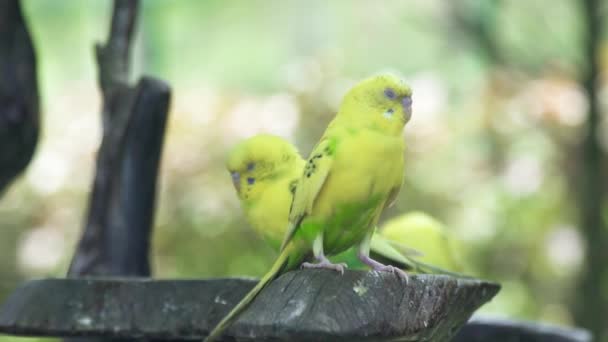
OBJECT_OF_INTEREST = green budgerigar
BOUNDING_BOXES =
[205,74,413,341]
[226,134,444,271]
[226,135,469,275]
[380,212,467,272]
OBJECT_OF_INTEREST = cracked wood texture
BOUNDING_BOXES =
[0,271,499,341]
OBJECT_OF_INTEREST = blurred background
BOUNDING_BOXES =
[1,0,607,341]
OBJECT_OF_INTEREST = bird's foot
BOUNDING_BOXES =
[372,264,409,283]
[301,258,347,275]
[359,254,409,283]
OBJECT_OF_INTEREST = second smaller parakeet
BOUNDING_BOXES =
[226,134,304,251]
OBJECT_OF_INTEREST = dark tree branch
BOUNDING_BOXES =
[574,0,607,339]
[68,0,171,280]
[0,0,39,196]
[96,0,137,102]
[106,77,170,276]
[68,0,140,277]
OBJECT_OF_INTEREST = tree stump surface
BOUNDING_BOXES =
[0,270,500,341]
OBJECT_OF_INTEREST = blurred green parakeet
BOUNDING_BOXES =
[205,74,413,341]
[380,212,466,272]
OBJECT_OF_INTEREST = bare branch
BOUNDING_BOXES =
[68,0,140,277]
[574,0,607,339]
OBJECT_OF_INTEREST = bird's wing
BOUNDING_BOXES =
[369,233,419,267]
[281,137,336,251]
[384,177,403,210]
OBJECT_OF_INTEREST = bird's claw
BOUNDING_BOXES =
[373,264,409,284]
[301,261,348,275]
[358,253,409,283]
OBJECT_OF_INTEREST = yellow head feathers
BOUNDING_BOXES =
[226,134,302,199]
[336,74,413,135]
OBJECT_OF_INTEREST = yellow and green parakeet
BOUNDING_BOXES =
[205,74,413,341]
[226,134,304,251]
[226,134,444,272]
[226,134,463,274]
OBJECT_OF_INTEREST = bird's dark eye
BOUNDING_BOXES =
[384,88,396,99]
[247,162,255,171]
[247,177,255,185]
[383,108,395,118]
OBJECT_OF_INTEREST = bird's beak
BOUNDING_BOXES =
[231,172,241,193]
[402,95,412,122]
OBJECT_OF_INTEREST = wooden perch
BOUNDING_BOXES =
[0,271,499,341]
[68,0,171,277]
[0,0,39,195]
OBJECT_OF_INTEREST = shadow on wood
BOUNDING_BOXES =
[0,271,499,341]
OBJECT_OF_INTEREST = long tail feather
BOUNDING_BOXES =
[369,234,420,268]
[369,234,470,278]
[204,244,294,342]
[410,259,473,278]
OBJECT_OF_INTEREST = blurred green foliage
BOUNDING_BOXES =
[1,0,605,340]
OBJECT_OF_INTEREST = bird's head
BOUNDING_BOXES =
[338,74,413,135]
[226,134,301,202]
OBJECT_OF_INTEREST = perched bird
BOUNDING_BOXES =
[205,74,413,341]
[226,134,422,269]
[380,212,466,272]
[226,134,304,251]
[226,137,468,274]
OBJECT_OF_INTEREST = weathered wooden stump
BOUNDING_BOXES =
[0,271,500,341]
